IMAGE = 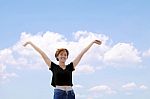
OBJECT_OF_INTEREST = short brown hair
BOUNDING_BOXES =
[55,48,69,61]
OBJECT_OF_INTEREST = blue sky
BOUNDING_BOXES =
[0,0,150,99]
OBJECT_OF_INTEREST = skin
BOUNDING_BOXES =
[23,40,102,70]
[57,50,68,70]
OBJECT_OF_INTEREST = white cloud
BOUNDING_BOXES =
[0,72,17,80]
[1,31,143,71]
[103,43,142,66]
[87,82,148,97]
[89,85,116,94]
[0,31,107,82]
[0,48,16,65]
[0,31,147,83]
[139,85,148,90]
[122,82,137,90]
[75,65,95,74]
[19,31,107,70]
[122,82,148,91]
[121,82,149,95]
[0,64,18,83]
[142,49,150,57]
[0,64,6,73]
[74,31,109,43]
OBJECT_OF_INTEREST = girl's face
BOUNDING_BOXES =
[57,50,68,63]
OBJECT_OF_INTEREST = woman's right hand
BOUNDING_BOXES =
[23,41,32,47]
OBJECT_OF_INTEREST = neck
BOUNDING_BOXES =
[59,61,66,70]
[59,61,65,67]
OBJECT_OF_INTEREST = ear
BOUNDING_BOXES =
[56,58,59,61]
[56,56,59,61]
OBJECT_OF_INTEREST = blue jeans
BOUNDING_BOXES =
[54,89,75,99]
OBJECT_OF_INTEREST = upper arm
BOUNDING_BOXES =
[43,57,52,68]
[72,41,95,68]
[73,52,84,68]
[24,42,51,68]
[28,42,52,68]
[40,52,52,68]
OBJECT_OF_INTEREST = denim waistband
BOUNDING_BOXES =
[55,86,73,91]
[54,89,74,93]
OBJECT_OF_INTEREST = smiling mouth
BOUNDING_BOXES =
[61,57,66,60]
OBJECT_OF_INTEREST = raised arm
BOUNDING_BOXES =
[23,41,51,68]
[73,40,101,68]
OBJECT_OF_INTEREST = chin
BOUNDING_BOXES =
[60,60,66,63]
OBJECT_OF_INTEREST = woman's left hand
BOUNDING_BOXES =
[93,40,102,45]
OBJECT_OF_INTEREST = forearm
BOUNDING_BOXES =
[81,41,94,55]
[30,43,45,56]
[28,42,51,67]
[73,41,94,67]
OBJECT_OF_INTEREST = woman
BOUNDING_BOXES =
[23,39,101,99]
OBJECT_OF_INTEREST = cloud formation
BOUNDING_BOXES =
[122,82,148,91]
[143,49,150,57]
[89,85,116,94]
[0,31,147,83]
[1,31,149,99]
[103,43,142,67]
